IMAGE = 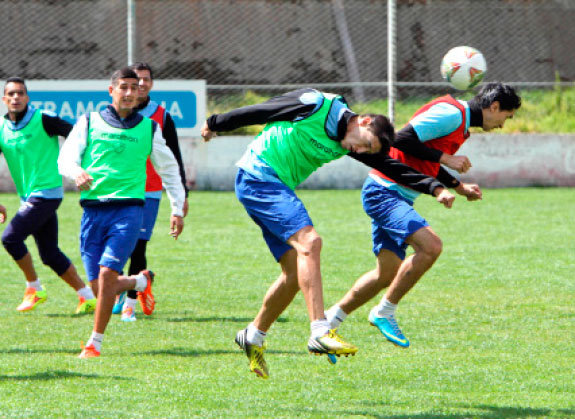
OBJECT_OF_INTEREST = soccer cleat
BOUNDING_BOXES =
[137,270,155,315]
[307,329,358,359]
[235,328,269,379]
[121,306,137,322]
[112,291,126,315]
[368,307,410,348]
[75,297,97,314]
[78,343,100,359]
[16,287,47,312]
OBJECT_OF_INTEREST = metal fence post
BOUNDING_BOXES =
[127,0,136,65]
[387,0,396,123]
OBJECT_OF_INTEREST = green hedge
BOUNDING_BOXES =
[207,87,575,135]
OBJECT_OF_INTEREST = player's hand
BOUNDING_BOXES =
[433,187,455,209]
[455,183,483,201]
[169,215,184,240]
[75,170,94,191]
[440,153,472,173]
[0,204,6,223]
[201,121,216,142]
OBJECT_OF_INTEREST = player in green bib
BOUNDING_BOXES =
[0,77,96,314]
[58,68,186,359]
[202,88,454,379]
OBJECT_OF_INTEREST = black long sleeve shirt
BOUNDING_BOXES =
[207,89,444,196]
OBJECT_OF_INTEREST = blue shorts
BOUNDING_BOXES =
[80,204,143,281]
[140,197,161,241]
[362,176,429,260]
[235,168,313,261]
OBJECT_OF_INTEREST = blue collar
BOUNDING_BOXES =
[3,106,36,131]
[99,105,143,129]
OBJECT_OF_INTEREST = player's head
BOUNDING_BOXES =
[3,77,29,114]
[341,114,393,155]
[109,67,139,115]
[472,82,521,131]
[130,62,154,102]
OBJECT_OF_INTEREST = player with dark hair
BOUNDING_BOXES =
[111,62,189,322]
[202,88,455,379]
[0,77,96,314]
[326,82,521,348]
[58,67,185,358]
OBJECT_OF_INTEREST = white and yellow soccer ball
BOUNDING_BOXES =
[440,46,487,90]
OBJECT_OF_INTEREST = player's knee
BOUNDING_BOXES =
[1,229,14,249]
[423,236,443,261]
[41,250,70,276]
[2,233,27,260]
[297,232,322,257]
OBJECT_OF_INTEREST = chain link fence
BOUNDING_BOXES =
[0,0,574,104]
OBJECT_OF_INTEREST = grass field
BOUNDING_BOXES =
[0,188,574,418]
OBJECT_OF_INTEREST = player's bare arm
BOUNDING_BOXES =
[455,182,483,201]
[433,186,455,208]
[439,153,472,173]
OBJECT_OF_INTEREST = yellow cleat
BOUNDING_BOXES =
[75,297,97,314]
[308,329,358,357]
[235,329,269,379]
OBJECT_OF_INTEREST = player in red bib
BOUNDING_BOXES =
[326,82,521,348]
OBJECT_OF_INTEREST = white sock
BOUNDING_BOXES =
[86,331,104,352]
[376,298,397,318]
[77,287,95,300]
[134,273,147,292]
[325,305,348,329]
[27,279,42,291]
[311,318,331,339]
[124,297,137,310]
[246,323,266,347]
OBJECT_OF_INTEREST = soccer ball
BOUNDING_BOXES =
[440,46,487,90]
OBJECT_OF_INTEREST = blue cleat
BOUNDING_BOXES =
[327,353,338,365]
[368,307,410,348]
[112,291,126,315]
[121,306,137,322]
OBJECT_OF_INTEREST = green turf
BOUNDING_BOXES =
[0,189,573,418]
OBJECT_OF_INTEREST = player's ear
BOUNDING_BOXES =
[359,115,372,126]
[490,101,500,113]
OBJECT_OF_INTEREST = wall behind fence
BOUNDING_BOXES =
[1,134,574,192]
[180,134,575,190]
[0,0,573,102]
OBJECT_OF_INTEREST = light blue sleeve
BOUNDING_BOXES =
[325,97,350,139]
[410,102,463,142]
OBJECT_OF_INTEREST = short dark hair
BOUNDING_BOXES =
[4,76,27,94]
[472,82,521,111]
[130,62,154,80]
[361,113,395,154]
[110,67,139,86]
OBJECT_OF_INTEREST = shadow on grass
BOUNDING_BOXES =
[0,370,129,381]
[166,316,289,323]
[138,347,301,357]
[468,404,575,419]
[0,348,77,355]
[342,404,575,419]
